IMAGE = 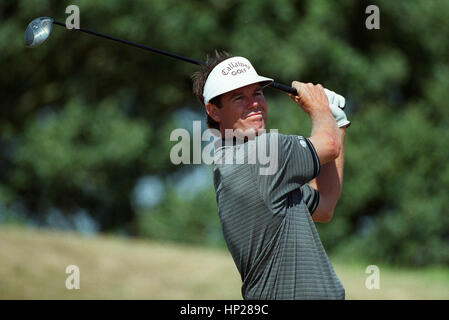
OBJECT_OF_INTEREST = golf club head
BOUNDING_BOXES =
[25,17,54,48]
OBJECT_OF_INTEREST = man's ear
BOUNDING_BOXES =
[205,103,221,123]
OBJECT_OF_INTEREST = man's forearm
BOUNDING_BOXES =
[308,111,341,165]
[288,81,341,165]
[309,127,346,222]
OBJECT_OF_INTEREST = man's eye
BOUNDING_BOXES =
[254,91,263,96]
[234,96,243,101]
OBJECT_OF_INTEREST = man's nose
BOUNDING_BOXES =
[247,98,259,109]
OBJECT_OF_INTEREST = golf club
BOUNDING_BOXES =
[25,17,298,96]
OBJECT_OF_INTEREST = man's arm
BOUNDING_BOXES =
[309,127,346,223]
[288,82,349,222]
[289,81,341,166]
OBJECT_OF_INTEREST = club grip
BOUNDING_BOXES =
[269,82,298,96]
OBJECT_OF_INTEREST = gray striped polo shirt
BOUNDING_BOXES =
[213,132,345,300]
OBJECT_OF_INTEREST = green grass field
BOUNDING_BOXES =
[0,226,448,299]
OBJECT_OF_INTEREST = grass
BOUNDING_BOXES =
[0,225,448,300]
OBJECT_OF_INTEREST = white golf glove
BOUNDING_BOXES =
[324,88,351,128]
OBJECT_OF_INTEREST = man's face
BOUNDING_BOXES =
[209,83,268,136]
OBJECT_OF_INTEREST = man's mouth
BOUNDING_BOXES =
[246,112,263,119]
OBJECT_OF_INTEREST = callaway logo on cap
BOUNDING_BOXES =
[203,57,273,104]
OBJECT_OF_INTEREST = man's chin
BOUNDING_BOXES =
[252,122,266,135]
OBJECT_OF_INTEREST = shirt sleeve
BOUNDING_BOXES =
[254,133,321,215]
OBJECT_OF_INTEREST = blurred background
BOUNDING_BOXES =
[1,0,448,299]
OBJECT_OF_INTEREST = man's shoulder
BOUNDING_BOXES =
[256,131,307,143]
[255,132,310,153]
[212,131,308,163]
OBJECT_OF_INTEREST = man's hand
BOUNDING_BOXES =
[289,81,341,165]
[288,81,331,118]
[324,89,351,128]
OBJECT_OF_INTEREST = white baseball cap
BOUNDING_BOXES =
[203,56,273,104]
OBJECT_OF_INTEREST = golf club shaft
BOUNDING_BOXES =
[53,21,298,96]
[53,21,203,66]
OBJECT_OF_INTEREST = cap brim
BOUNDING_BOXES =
[206,76,274,104]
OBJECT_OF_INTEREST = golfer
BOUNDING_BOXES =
[192,52,349,300]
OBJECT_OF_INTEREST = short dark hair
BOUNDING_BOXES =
[191,50,233,130]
